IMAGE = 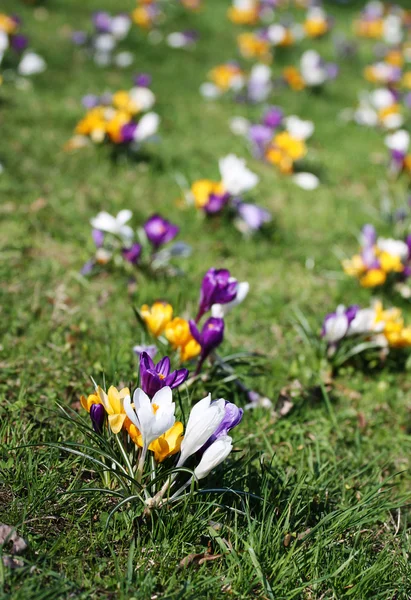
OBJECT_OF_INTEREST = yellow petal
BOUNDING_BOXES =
[108,413,126,434]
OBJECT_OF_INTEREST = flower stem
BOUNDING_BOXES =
[136,444,148,484]
[115,434,134,480]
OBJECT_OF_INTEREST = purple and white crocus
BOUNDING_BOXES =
[139,352,189,398]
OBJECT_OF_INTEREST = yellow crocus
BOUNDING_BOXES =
[80,392,100,412]
[283,67,305,91]
[304,19,328,38]
[112,91,139,115]
[0,14,17,34]
[209,65,243,91]
[141,302,173,336]
[227,6,258,25]
[165,317,201,362]
[191,179,225,209]
[105,110,132,143]
[378,251,404,274]
[98,386,130,434]
[342,254,365,278]
[237,33,271,60]
[274,132,307,161]
[360,269,387,288]
[180,339,201,362]
[126,420,184,462]
[132,7,152,28]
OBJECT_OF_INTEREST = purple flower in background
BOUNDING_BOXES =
[134,73,152,87]
[122,243,142,265]
[93,11,112,33]
[361,224,380,269]
[120,121,138,143]
[248,124,273,157]
[202,401,243,450]
[90,403,106,434]
[133,344,158,360]
[11,34,28,53]
[139,352,189,397]
[263,106,283,129]
[81,259,96,276]
[72,31,87,45]
[196,268,238,322]
[204,192,230,214]
[144,215,179,248]
[236,202,271,231]
[325,63,339,80]
[189,317,225,362]
[92,229,105,248]
[82,94,100,109]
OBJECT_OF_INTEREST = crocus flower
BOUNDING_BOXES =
[149,422,184,462]
[122,243,142,265]
[202,401,243,450]
[236,202,271,231]
[189,317,225,362]
[134,73,152,87]
[93,11,112,33]
[90,210,133,242]
[97,386,130,434]
[18,51,46,76]
[11,34,27,53]
[322,305,359,344]
[143,215,179,248]
[141,302,173,336]
[219,154,259,196]
[124,386,176,448]
[211,281,249,318]
[197,268,238,321]
[263,106,283,129]
[176,394,226,467]
[139,352,189,397]
[164,318,201,362]
[194,435,233,480]
[90,403,106,434]
[133,344,158,360]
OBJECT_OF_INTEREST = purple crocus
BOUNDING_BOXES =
[72,30,88,45]
[202,401,243,450]
[189,317,225,365]
[236,202,271,231]
[93,11,112,33]
[120,121,138,144]
[248,124,273,157]
[82,94,100,109]
[143,215,179,248]
[263,106,283,129]
[81,259,96,275]
[196,268,238,322]
[139,352,189,398]
[11,34,28,53]
[361,225,380,270]
[134,73,152,87]
[204,192,230,214]
[122,243,142,265]
[90,403,106,434]
[92,229,105,248]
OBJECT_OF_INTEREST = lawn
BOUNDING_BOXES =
[1,0,411,598]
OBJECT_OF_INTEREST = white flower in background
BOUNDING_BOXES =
[94,33,116,53]
[129,86,156,111]
[347,307,382,336]
[300,50,327,86]
[0,30,9,64]
[94,52,111,67]
[385,129,410,153]
[18,52,46,76]
[134,112,160,142]
[229,116,250,136]
[90,210,133,241]
[219,154,259,195]
[199,82,221,99]
[167,32,190,48]
[293,172,320,190]
[124,387,176,447]
[177,395,226,466]
[284,116,314,140]
[376,237,409,260]
[248,63,272,103]
[111,15,131,40]
[267,24,287,45]
[212,281,249,317]
[383,14,403,45]
[114,51,133,68]
[194,436,233,479]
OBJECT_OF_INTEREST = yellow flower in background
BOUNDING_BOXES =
[378,104,401,122]
[378,251,404,274]
[141,302,173,336]
[0,13,17,34]
[80,392,100,412]
[265,147,293,174]
[165,317,201,362]
[374,303,411,348]
[237,33,271,61]
[354,19,383,39]
[98,386,130,434]
[274,131,307,161]
[360,269,386,288]
[112,91,139,115]
[191,180,225,209]
[75,107,106,136]
[304,19,328,38]
[209,64,243,91]
[283,67,305,91]
[385,50,403,68]
[105,110,132,143]
[227,5,258,25]
[402,72,411,89]
[132,6,153,28]
[342,254,365,278]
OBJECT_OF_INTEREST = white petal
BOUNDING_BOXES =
[18,52,46,76]
[116,209,132,226]
[90,211,117,233]
[124,394,139,428]
[229,116,250,136]
[293,172,320,190]
[134,112,159,142]
[199,82,221,99]
[129,87,155,111]
[284,116,314,140]
[219,154,259,195]
[152,386,173,407]
[194,436,233,480]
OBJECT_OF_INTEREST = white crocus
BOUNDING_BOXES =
[219,154,259,195]
[347,307,380,337]
[114,51,133,68]
[323,306,349,344]
[267,24,287,45]
[229,116,250,136]
[293,172,320,190]
[134,112,160,142]
[111,15,131,40]
[284,116,314,140]
[94,33,116,53]
[248,63,272,103]
[300,50,326,87]
[199,82,221,99]
[194,436,233,480]
[212,281,249,318]
[376,237,409,260]
[177,395,226,467]
[385,130,410,154]
[124,387,175,448]
[0,30,9,58]
[129,86,156,111]
[18,52,46,76]
[90,209,133,241]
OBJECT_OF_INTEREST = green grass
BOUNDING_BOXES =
[2,0,411,598]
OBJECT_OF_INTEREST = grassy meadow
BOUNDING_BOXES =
[1,0,411,598]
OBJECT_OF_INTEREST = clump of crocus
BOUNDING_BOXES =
[81,210,187,277]
[347,88,404,130]
[66,78,159,151]
[199,62,245,100]
[385,129,411,177]
[0,12,46,81]
[342,224,411,289]
[353,2,405,45]
[189,154,271,233]
[72,11,132,68]
[78,377,243,510]
[303,6,332,38]
[237,31,272,61]
[132,0,162,30]
[283,49,338,91]
[321,300,411,366]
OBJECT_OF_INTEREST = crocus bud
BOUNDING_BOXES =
[196,268,238,321]
[194,435,233,480]
[90,403,106,434]
[143,215,179,248]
